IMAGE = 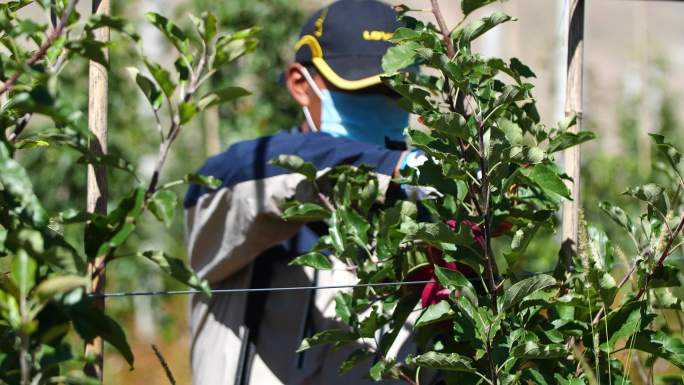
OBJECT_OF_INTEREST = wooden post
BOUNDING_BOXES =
[85,0,109,380]
[203,106,221,156]
[561,0,585,250]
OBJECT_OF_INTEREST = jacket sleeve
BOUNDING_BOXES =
[184,132,403,284]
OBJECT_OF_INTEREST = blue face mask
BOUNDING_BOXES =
[300,68,409,147]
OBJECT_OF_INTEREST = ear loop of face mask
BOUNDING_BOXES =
[298,66,324,132]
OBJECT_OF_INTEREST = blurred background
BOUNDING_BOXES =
[17,0,684,383]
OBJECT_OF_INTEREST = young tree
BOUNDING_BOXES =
[0,2,256,383]
[281,1,684,384]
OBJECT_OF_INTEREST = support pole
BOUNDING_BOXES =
[561,0,585,250]
[85,0,109,380]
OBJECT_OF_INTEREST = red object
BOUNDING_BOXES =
[414,219,511,307]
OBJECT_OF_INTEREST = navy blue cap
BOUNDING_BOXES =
[294,0,402,91]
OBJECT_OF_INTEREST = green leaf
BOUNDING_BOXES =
[0,142,48,227]
[297,329,356,352]
[630,331,684,370]
[139,250,210,296]
[379,293,420,355]
[59,372,102,385]
[510,222,541,254]
[269,155,317,181]
[89,188,146,258]
[145,12,189,53]
[588,270,617,306]
[461,0,497,16]
[189,12,217,44]
[434,265,477,306]
[149,190,177,227]
[174,56,190,84]
[86,14,139,41]
[522,368,550,385]
[126,67,162,110]
[144,59,176,98]
[213,27,260,68]
[650,133,684,179]
[415,300,452,327]
[34,275,87,303]
[598,201,634,237]
[453,12,513,45]
[179,101,198,124]
[197,87,250,110]
[369,360,388,381]
[337,207,370,246]
[359,308,383,338]
[289,252,332,270]
[12,251,36,297]
[70,301,134,367]
[66,39,108,67]
[509,57,536,78]
[339,349,373,375]
[547,131,596,153]
[520,163,571,200]
[497,118,523,146]
[185,173,222,189]
[407,351,475,372]
[601,302,645,349]
[511,341,565,359]
[401,222,470,251]
[622,183,668,216]
[500,274,556,312]
[382,41,420,73]
[649,264,681,288]
[335,292,353,324]
[383,75,434,113]
[282,202,330,221]
[424,112,468,139]
[76,152,137,175]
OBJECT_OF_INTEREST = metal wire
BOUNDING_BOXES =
[91,280,434,298]
[92,256,684,298]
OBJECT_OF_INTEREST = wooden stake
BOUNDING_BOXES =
[561,0,585,250]
[203,106,221,157]
[85,0,109,380]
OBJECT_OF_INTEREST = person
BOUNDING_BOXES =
[184,1,418,384]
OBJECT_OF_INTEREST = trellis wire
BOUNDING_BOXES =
[91,255,684,298]
[92,280,434,298]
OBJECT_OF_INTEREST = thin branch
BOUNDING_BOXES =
[0,0,79,97]
[592,210,684,326]
[317,192,335,213]
[430,0,455,58]
[151,345,177,385]
[634,211,684,300]
[7,114,31,143]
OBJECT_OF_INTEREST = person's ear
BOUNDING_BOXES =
[286,63,312,107]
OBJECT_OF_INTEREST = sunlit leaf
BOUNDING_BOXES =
[289,252,332,270]
[149,190,177,227]
[500,274,556,312]
[269,154,317,181]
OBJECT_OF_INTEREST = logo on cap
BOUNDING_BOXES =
[362,30,393,41]
[314,8,328,37]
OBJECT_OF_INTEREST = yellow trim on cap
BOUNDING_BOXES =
[295,34,383,91]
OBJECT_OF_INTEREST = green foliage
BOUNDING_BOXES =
[188,0,307,143]
[280,1,684,384]
[0,3,255,384]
